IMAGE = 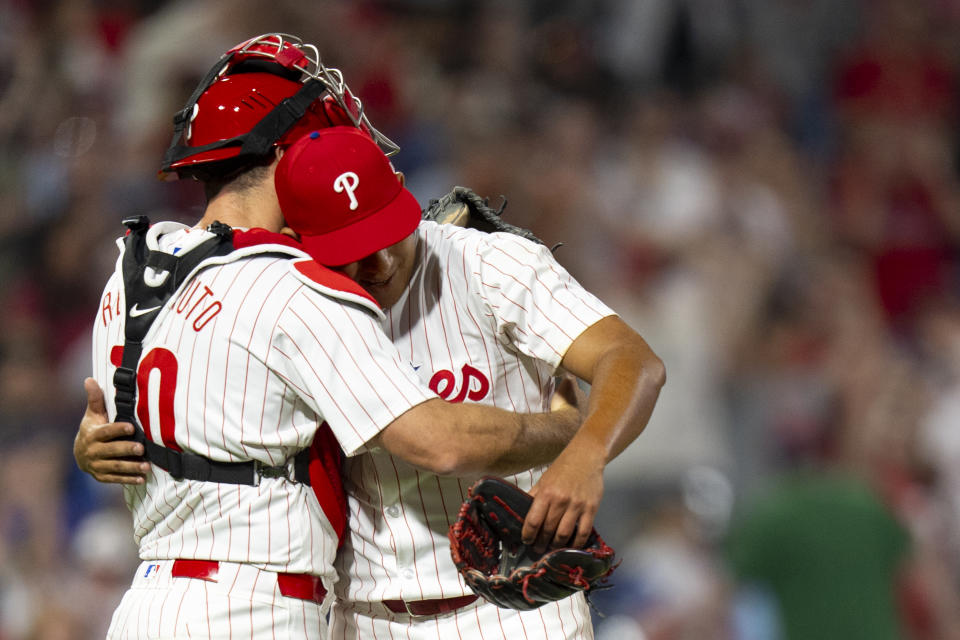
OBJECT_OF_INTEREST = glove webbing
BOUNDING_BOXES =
[429,187,547,246]
[113,216,310,486]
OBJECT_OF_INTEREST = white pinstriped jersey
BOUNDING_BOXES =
[91,222,435,588]
[332,221,615,638]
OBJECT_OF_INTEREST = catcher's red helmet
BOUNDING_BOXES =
[160,33,398,180]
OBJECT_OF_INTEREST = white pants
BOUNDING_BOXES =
[328,592,594,640]
[106,560,327,639]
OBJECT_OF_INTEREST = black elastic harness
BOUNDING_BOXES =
[112,216,310,486]
[159,51,329,177]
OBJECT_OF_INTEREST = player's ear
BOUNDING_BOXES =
[280,226,301,240]
[395,170,405,186]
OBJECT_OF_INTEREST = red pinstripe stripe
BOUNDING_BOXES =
[173,585,188,636]
[263,372,286,465]
[515,605,532,638]
[262,278,310,435]
[133,589,143,638]
[192,490,208,556]
[429,237,457,367]
[228,258,286,462]
[203,579,212,638]
[267,364,316,399]
[312,296,431,411]
[508,308,565,360]
[511,349,535,412]
[344,488,371,599]
[544,254,611,316]
[496,348,523,412]
[264,483,274,562]
[413,243,438,373]
[452,606,468,640]
[157,482,183,540]
[483,262,576,346]
[202,301,220,454]
[249,568,260,634]
[432,474,454,539]
[285,490,295,568]
[173,480,196,557]
[387,455,426,600]
[225,567,234,640]
[216,483,226,559]
[368,458,397,600]
[483,239,601,339]
[244,501,252,563]
[564,595,579,636]
[489,603,503,639]
[178,312,196,452]
[445,239,473,356]
[306,468,316,568]
[132,484,159,541]
[279,313,371,441]
[456,273,504,408]
[327,304,426,409]
[298,596,309,639]
[270,577,278,640]
[535,604,550,638]
[295,295,418,414]
[153,582,166,637]
[403,280,414,361]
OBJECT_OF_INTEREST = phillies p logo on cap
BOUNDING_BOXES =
[333,171,360,210]
[275,127,422,266]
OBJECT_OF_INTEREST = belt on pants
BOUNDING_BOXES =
[171,559,326,604]
[382,594,479,616]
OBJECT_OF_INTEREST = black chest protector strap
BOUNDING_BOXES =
[112,216,310,486]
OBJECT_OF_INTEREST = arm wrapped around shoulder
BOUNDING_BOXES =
[448,476,617,610]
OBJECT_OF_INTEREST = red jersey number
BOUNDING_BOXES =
[110,345,181,451]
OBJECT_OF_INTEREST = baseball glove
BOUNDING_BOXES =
[448,476,617,610]
[422,186,546,246]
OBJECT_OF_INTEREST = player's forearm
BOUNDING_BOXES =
[377,398,580,476]
[570,340,665,465]
[479,405,582,475]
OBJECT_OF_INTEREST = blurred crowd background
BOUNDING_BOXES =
[2,0,960,638]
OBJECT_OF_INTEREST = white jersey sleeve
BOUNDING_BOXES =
[267,284,436,457]
[471,229,616,371]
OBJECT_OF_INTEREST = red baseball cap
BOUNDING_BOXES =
[275,126,421,266]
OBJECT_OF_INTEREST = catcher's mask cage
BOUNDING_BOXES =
[160,33,399,181]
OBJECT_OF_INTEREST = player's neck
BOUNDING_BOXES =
[196,186,284,233]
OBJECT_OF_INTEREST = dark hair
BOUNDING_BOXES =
[201,154,275,201]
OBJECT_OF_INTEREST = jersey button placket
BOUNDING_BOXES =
[385,502,416,583]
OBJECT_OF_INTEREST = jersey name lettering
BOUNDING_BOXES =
[172,279,222,332]
[101,288,122,327]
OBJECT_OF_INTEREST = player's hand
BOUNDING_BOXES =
[522,438,605,552]
[74,377,150,484]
